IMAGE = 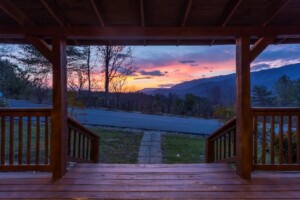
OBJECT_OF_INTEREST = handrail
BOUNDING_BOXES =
[206,117,236,163]
[0,108,52,171]
[67,117,100,163]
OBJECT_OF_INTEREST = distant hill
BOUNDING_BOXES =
[139,63,300,103]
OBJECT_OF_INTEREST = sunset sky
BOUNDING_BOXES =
[123,44,300,91]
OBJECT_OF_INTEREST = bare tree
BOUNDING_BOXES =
[97,45,136,104]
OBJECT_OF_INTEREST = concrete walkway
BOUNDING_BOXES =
[138,131,162,164]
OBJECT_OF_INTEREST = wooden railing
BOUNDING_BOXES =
[252,107,300,171]
[206,117,236,163]
[0,108,52,171]
[67,117,100,163]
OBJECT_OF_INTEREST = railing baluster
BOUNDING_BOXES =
[82,136,85,159]
[270,115,275,164]
[78,133,81,158]
[287,115,292,164]
[279,115,284,164]
[18,117,23,164]
[297,115,300,164]
[228,131,232,158]
[233,129,236,156]
[9,116,14,165]
[253,115,258,164]
[215,139,219,161]
[86,138,90,160]
[45,116,49,165]
[1,116,5,165]
[224,134,227,159]
[73,131,77,157]
[67,127,71,156]
[36,116,40,164]
[27,116,31,164]
[262,115,266,164]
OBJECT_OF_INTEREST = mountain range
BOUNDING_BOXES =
[139,63,300,103]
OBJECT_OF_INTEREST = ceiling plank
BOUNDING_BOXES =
[211,0,242,45]
[140,0,145,26]
[250,36,276,62]
[90,0,105,27]
[0,26,299,40]
[262,0,292,26]
[26,36,53,63]
[40,0,66,27]
[0,0,32,25]
[182,0,193,27]
[217,0,242,27]
[178,0,193,46]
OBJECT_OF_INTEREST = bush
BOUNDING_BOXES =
[274,132,297,163]
[0,98,8,107]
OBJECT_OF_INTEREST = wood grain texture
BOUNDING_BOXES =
[236,36,252,179]
[0,163,300,199]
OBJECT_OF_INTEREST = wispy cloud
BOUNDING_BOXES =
[140,70,167,76]
[251,63,270,71]
[134,76,153,80]
[159,83,175,88]
[179,60,196,64]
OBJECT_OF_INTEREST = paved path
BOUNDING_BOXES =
[8,99,222,135]
[138,131,162,164]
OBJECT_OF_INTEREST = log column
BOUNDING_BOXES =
[236,36,252,179]
[51,37,67,179]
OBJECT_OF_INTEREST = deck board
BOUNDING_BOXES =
[0,163,300,199]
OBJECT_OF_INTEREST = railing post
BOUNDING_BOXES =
[51,36,68,179]
[91,137,100,163]
[235,36,252,179]
[206,138,214,163]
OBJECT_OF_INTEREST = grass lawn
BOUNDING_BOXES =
[161,133,206,163]
[91,127,143,164]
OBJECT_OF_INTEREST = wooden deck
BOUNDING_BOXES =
[1,163,300,199]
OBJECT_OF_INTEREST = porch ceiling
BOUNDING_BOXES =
[0,0,300,45]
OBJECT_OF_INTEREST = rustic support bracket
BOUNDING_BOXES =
[26,36,53,63]
[250,36,276,62]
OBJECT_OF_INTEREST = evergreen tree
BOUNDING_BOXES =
[251,85,275,106]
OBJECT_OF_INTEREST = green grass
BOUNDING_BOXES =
[161,133,206,163]
[91,127,143,163]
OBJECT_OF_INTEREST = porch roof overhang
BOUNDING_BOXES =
[0,0,300,45]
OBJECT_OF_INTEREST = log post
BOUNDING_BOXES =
[235,36,252,179]
[51,37,67,179]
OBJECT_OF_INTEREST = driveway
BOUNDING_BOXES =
[7,99,222,135]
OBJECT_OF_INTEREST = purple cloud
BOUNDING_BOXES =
[140,70,166,76]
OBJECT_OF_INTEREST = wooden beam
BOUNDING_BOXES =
[0,26,300,40]
[26,36,53,63]
[236,36,252,179]
[217,0,242,27]
[40,0,65,27]
[51,36,67,180]
[250,36,276,62]
[139,0,145,27]
[0,0,32,25]
[90,0,105,27]
[262,0,292,26]
[182,0,193,27]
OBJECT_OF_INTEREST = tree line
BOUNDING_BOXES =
[251,75,300,107]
